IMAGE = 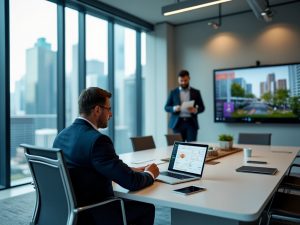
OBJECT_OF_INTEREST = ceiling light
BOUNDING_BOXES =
[246,0,273,22]
[162,0,232,16]
[208,21,220,29]
[207,4,222,29]
[261,8,273,22]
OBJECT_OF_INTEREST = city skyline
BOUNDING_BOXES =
[215,64,300,99]
[11,32,139,154]
[227,66,289,96]
[10,0,138,92]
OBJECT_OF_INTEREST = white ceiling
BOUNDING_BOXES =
[96,0,294,25]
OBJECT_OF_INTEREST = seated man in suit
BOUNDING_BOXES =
[53,87,159,225]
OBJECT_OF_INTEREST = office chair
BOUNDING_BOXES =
[130,135,156,151]
[165,134,183,146]
[266,185,300,225]
[238,133,272,145]
[280,163,300,191]
[21,144,127,225]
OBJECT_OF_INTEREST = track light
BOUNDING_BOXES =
[162,0,232,16]
[208,4,222,29]
[246,0,273,22]
[208,21,220,29]
[261,8,273,22]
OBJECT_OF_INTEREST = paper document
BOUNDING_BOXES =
[181,100,195,110]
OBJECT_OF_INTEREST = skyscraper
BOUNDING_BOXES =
[289,65,300,97]
[25,37,57,114]
[277,79,287,90]
[266,73,276,94]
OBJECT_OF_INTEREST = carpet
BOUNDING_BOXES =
[0,192,35,225]
[0,192,170,225]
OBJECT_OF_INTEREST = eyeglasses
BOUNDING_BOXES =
[99,105,111,112]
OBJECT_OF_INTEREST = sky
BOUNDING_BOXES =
[10,0,57,91]
[216,65,290,96]
[10,0,138,92]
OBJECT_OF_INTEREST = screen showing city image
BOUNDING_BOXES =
[214,63,300,123]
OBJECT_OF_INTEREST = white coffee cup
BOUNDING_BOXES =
[243,148,252,158]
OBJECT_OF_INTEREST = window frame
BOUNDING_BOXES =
[0,0,11,189]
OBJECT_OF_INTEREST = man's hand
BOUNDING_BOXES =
[174,105,181,112]
[188,106,197,114]
[145,163,160,179]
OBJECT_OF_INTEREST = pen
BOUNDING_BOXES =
[271,151,292,154]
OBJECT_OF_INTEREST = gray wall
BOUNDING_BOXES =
[173,3,300,146]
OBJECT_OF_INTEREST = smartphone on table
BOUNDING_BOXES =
[173,186,206,195]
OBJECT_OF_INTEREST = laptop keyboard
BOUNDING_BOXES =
[160,171,193,180]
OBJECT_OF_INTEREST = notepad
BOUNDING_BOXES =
[236,166,278,175]
[181,100,195,110]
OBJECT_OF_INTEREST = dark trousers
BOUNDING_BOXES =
[173,118,198,142]
[78,199,155,225]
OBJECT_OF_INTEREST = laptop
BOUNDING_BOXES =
[157,142,208,185]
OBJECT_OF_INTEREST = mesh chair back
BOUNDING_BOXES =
[21,144,77,225]
[130,136,156,151]
[238,133,271,145]
[165,134,183,146]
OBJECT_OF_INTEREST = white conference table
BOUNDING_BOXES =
[113,143,299,225]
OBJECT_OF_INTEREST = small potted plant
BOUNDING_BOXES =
[218,134,234,150]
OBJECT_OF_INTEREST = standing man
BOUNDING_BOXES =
[53,87,159,225]
[165,70,205,142]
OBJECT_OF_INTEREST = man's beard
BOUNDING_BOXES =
[97,117,108,129]
[180,84,189,89]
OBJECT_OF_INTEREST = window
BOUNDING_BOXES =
[141,32,147,135]
[4,0,146,188]
[9,0,57,185]
[86,15,108,90]
[65,8,79,126]
[114,24,137,153]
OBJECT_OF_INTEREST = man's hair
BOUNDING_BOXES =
[178,70,190,77]
[78,87,112,115]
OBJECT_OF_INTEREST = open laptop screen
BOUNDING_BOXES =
[168,142,208,177]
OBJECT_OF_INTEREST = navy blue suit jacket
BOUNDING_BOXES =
[53,118,154,206]
[165,87,205,129]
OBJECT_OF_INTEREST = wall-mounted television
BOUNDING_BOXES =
[214,63,300,124]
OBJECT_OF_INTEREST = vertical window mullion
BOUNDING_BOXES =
[57,4,65,132]
[78,12,86,92]
[0,0,10,189]
[136,31,142,136]
[108,20,115,141]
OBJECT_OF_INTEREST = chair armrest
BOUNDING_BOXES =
[76,197,124,212]
[287,163,300,176]
[290,163,300,168]
[31,181,36,189]
[270,213,300,224]
[75,197,127,225]
[279,182,300,191]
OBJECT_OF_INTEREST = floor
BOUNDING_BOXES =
[0,184,34,200]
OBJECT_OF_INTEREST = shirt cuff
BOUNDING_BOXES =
[144,171,155,180]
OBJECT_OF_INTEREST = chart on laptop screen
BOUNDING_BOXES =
[173,144,206,174]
